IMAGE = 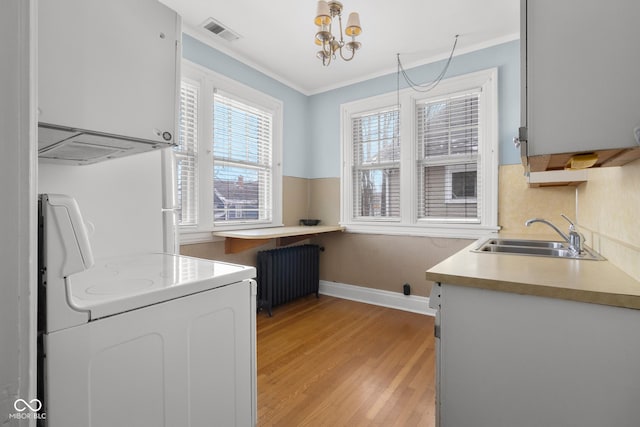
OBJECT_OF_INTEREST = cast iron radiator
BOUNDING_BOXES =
[257,244,320,316]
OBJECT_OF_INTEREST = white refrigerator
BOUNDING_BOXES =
[36,0,257,425]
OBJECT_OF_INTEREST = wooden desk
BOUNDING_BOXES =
[213,225,345,254]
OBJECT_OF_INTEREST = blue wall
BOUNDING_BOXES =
[183,35,310,178]
[182,35,520,179]
[308,40,521,178]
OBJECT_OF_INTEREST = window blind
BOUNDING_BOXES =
[175,80,199,226]
[351,108,400,219]
[213,90,273,223]
[416,92,480,221]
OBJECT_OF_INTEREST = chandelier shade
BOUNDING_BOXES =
[314,1,362,66]
[314,1,331,26]
[345,13,361,36]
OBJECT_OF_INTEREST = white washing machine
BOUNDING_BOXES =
[38,194,257,427]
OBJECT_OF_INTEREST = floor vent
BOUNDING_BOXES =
[201,18,240,42]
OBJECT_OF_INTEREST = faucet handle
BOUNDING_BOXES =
[561,214,585,253]
[560,214,576,230]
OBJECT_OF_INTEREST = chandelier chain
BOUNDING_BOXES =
[397,35,459,93]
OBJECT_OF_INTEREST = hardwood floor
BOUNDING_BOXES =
[257,295,436,426]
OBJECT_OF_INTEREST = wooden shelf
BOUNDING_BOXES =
[213,225,345,254]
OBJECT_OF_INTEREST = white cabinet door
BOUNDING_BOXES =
[38,0,180,144]
[45,280,256,427]
[524,0,640,155]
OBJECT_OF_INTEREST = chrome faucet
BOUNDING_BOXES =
[525,214,584,254]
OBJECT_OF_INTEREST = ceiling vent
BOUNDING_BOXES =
[201,18,240,42]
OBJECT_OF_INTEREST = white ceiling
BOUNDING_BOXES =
[159,0,520,95]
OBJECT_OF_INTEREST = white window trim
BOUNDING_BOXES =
[340,68,499,239]
[178,60,283,244]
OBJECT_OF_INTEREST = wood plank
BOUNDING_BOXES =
[224,237,270,254]
[528,147,640,172]
[276,235,312,247]
[215,225,344,240]
[600,147,640,167]
[216,225,344,254]
[257,295,435,426]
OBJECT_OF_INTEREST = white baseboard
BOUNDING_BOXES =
[319,280,436,316]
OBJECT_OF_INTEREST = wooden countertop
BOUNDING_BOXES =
[213,225,345,253]
[425,235,640,310]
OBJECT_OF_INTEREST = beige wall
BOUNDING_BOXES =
[307,177,473,297]
[312,232,472,297]
[488,162,640,281]
[308,169,578,297]
[181,161,640,297]
[282,176,310,226]
[309,177,341,226]
[498,164,576,233]
[578,159,640,281]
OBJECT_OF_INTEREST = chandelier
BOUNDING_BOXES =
[314,1,362,66]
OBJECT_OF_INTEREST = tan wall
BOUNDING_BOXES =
[282,176,310,226]
[310,169,579,296]
[578,159,640,281]
[307,177,473,297]
[184,163,640,295]
[309,177,340,225]
[312,232,472,297]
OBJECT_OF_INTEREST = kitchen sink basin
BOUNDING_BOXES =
[484,239,565,249]
[473,238,605,260]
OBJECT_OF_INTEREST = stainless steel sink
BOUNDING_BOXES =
[484,239,565,249]
[473,238,604,260]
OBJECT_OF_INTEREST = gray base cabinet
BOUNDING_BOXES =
[434,283,640,427]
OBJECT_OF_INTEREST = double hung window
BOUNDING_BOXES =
[351,108,400,219]
[416,91,480,221]
[341,68,498,237]
[176,62,282,242]
[212,91,273,223]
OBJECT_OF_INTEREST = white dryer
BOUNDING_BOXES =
[38,194,257,427]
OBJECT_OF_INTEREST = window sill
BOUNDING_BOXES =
[341,223,500,239]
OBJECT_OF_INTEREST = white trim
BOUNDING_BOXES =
[309,33,520,95]
[179,61,283,235]
[184,24,518,96]
[319,281,436,316]
[341,68,499,235]
[342,224,499,239]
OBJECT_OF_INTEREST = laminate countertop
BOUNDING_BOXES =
[425,234,640,310]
